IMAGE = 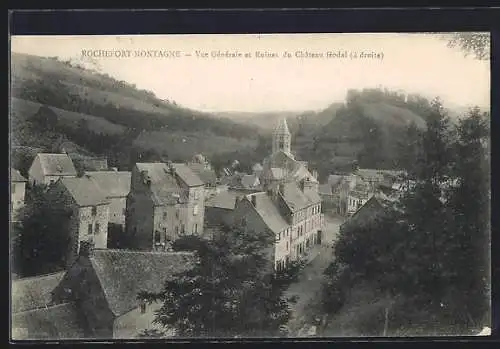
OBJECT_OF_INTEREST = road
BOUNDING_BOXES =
[284,214,344,336]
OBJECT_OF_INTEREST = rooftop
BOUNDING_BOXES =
[89,249,196,317]
[84,171,131,198]
[60,176,109,207]
[35,153,77,176]
[11,168,27,182]
[245,192,289,234]
[11,271,66,313]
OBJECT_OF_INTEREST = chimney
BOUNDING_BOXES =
[251,194,257,207]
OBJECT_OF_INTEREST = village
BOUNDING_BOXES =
[10,117,411,340]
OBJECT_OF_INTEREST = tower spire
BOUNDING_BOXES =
[272,117,291,154]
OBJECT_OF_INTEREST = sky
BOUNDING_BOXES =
[11,33,490,113]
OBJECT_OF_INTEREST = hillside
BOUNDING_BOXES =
[10,52,261,174]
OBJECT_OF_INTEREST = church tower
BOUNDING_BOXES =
[272,118,291,155]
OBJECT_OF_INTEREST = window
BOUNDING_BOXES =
[276,232,281,241]
[91,206,97,216]
[286,241,289,251]
[181,224,185,234]
[194,224,198,234]
[163,212,168,219]
[88,224,93,235]
[175,226,179,235]
[193,190,199,200]
[139,300,146,314]
[154,231,161,244]
[193,204,199,216]
[175,209,179,219]
[95,223,100,235]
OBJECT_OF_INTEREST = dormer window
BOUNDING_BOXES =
[139,299,147,314]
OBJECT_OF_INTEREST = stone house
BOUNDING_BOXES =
[28,153,77,187]
[51,247,195,339]
[85,171,131,227]
[186,155,218,199]
[10,168,27,221]
[46,176,110,268]
[126,162,205,252]
[229,180,324,272]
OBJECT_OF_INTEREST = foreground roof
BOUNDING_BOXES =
[11,302,86,340]
[135,163,185,205]
[206,190,241,210]
[11,271,66,313]
[89,249,196,317]
[172,163,204,187]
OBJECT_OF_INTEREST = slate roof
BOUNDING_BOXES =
[89,249,196,317]
[11,302,85,340]
[205,190,241,210]
[60,176,109,207]
[280,181,314,211]
[11,168,27,182]
[135,163,185,206]
[188,166,217,187]
[273,118,291,135]
[11,271,66,314]
[245,193,289,234]
[85,171,131,198]
[172,163,204,187]
[36,153,77,176]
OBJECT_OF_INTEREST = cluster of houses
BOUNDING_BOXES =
[11,115,414,340]
[10,118,327,340]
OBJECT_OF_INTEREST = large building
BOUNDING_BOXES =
[28,153,77,187]
[46,176,110,267]
[125,162,205,252]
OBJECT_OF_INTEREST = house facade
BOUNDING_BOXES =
[46,176,110,267]
[11,168,27,221]
[51,248,195,339]
[126,162,205,252]
[229,181,324,272]
[28,153,77,187]
[85,171,131,227]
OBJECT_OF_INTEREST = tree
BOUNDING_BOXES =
[12,184,72,277]
[441,107,490,329]
[445,32,490,60]
[139,225,291,338]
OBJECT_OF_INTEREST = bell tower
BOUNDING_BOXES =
[272,118,291,155]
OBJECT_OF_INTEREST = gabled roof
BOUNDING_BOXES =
[85,171,131,198]
[206,190,241,210]
[89,249,196,317]
[35,153,77,176]
[11,271,66,313]
[273,118,290,135]
[11,168,27,182]
[245,193,289,234]
[135,163,185,206]
[280,181,313,211]
[11,302,86,340]
[60,176,109,207]
[172,163,204,187]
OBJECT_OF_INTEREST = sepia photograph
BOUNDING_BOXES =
[9,32,491,340]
